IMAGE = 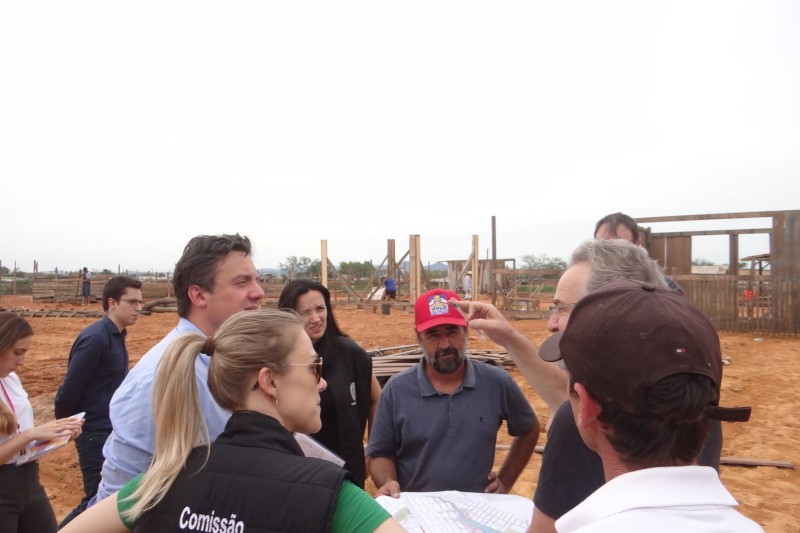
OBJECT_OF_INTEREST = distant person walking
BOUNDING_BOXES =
[463,270,473,300]
[81,268,91,306]
[55,276,144,528]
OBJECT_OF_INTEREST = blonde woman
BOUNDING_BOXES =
[63,310,403,533]
[0,312,83,533]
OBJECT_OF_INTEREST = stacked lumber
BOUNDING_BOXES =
[0,307,104,319]
[140,297,178,315]
[367,344,513,379]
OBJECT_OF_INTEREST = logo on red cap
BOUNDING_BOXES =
[414,289,467,332]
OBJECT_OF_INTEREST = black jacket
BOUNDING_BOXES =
[312,336,373,487]
[136,411,353,533]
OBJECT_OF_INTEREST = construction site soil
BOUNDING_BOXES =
[1,294,797,532]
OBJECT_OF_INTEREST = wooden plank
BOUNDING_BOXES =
[497,445,795,468]
[637,210,798,223]
[652,228,771,237]
[719,457,795,469]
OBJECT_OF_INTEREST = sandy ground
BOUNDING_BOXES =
[2,294,797,532]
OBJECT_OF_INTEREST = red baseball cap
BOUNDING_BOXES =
[414,289,467,332]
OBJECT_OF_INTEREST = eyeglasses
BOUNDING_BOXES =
[250,355,324,391]
[119,298,144,307]
[548,302,576,318]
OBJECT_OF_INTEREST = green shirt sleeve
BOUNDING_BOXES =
[116,473,143,530]
[331,480,391,533]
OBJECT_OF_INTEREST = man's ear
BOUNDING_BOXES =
[573,382,602,429]
[187,285,208,309]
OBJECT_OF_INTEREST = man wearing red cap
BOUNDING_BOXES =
[366,289,539,497]
[539,279,759,532]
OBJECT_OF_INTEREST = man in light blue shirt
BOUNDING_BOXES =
[94,234,265,502]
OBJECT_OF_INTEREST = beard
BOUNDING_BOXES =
[423,345,467,375]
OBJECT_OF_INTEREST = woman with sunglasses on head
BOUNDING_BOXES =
[1,312,84,533]
[62,310,403,533]
[278,279,381,488]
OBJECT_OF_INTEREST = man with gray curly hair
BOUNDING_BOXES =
[453,238,726,533]
[454,239,668,420]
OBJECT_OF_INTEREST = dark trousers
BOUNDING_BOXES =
[0,461,57,533]
[57,431,109,529]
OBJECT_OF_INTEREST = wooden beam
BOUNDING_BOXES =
[326,261,360,301]
[495,445,796,468]
[471,235,479,298]
[361,256,388,300]
[729,234,739,275]
[651,228,771,238]
[636,210,798,223]
[321,240,328,287]
[491,216,498,306]
[492,268,563,276]
[409,235,421,302]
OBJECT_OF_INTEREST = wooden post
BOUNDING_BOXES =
[321,240,328,288]
[491,216,497,306]
[729,234,739,275]
[409,235,421,302]
[388,239,396,279]
[13,261,17,297]
[471,235,479,299]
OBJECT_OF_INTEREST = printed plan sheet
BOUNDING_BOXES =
[377,491,533,533]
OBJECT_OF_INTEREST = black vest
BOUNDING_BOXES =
[312,336,372,487]
[135,411,353,533]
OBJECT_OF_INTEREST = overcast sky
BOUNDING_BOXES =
[1,1,797,274]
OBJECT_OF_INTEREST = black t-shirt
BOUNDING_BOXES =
[533,401,723,520]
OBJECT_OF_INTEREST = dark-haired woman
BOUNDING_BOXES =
[1,312,83,533]
[278,279,381,487]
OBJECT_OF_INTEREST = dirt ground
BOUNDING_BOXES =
[2,294,797,532]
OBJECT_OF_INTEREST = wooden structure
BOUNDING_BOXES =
[31,276,173,303]
[32,275,113,303]
[443,258,516,297]
[636,210,799,334]
[317,229,552,318]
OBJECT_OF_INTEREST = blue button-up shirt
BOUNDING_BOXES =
[54,315,129,432]
[95,318,231,501]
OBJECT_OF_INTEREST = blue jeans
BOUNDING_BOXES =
[57,431,109,529]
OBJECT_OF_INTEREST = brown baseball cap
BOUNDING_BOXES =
[541,279,750,422]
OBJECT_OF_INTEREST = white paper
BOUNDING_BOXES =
[294,433,345,467]
[377,491,532,533]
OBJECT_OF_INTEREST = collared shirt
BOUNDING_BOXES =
[95,318,231,501]
[0,373,34,464]
[54,315,129,432]
[366,358,537,492]
[534,401,723,520]
[555,466,764,532]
